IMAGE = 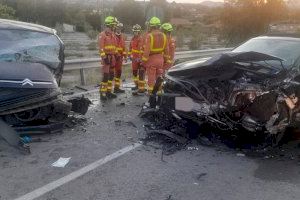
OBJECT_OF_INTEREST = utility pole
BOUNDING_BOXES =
[97,0,100,13]
[144,0,146,20]
[100,0,105,31]
[33,0,37,23]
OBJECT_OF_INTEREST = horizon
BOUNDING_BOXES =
[167,0,223,3]
[134,0,223,4]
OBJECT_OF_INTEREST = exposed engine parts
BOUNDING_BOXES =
[142,52,300,145]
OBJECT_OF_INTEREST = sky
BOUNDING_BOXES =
[136,0,223,4]
[167,0,222,3]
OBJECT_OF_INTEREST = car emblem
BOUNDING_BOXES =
[21,78,34,86]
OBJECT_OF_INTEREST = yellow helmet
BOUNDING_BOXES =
[161,23,173,32]
[105,16,115,26]
[149,17,161,27]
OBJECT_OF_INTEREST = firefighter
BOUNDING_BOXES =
[137,21,152,94]
[114,22,127,93]
[98,16,118,100]
[141,17,170,95]
[161,23,175,72]
[129,24,143,91]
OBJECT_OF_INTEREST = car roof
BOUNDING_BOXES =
[0,19,56,34]
[264,33,300,38]
[252,36,300,41]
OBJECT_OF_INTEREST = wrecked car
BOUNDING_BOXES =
[144,35,300,144]
[0,19,88,128]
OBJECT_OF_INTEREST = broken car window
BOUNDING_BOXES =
[0,29,61,70]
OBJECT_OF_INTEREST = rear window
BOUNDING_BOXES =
[233,38,300,67]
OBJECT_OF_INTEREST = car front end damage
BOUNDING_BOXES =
[0,19,92,152]
[0,20,90,138]
[142,52,300,144]
[0,20,73,126]
[0,62,72,125]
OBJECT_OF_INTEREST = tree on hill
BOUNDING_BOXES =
[113,0,144,28]
[0,3,16,19]
[221,0,287,45]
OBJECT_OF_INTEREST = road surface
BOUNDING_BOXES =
[1,91,300,200]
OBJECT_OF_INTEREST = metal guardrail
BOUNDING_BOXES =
[64,48,232,85]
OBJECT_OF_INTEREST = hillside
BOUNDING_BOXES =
[200,1,224,7]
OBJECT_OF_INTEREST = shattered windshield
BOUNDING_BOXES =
[0,29,62,70]
[233,38,300,68]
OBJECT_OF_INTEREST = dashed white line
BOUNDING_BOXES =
[14,143,142,200]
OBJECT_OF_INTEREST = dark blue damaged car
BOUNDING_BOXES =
[0,19,71,125]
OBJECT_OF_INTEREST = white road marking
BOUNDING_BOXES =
[14,143,142,200]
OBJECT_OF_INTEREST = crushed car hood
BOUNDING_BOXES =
[168,52,284,78]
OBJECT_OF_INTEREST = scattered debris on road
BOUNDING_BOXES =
[117,102,126,107]
[64,115,88,129]
[68,96,92,115]
[187,146,199,151]
[236,153,246,157]
[0,119,30,154]
[16,123,65,135]
[196,173,207,180]
[52,157,71,168]
[147,130,188,144]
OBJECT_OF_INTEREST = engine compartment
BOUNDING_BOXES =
[145,52,300,143]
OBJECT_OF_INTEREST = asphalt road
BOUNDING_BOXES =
[1,91,300,200]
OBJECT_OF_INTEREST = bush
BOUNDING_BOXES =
[175,32,184,48]
[87,29,98,40]
[188,34,204,50]
[75,23,85,32]
[87,42,97,51]
[54,23,63,36]
[0,4,16,19]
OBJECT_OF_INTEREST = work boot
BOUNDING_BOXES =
[132,90,138,96]
[131,85,138,91]
[132,90,145,96]
[107,92,117,99]
[114,88,125,93]
[100,93,108,101]
[137,89,146,94]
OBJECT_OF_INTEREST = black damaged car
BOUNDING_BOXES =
[145,35,300,144]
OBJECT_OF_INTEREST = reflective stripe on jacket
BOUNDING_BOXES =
[98,28,117,57]
[116,34,127,58]
[129,35,143,59]
[168,36,176,63]
[142,30,169,63]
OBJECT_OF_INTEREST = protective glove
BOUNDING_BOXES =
[103,55,111,65]
[136,58,141,63]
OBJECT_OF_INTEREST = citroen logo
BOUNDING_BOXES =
[21,78,34,86]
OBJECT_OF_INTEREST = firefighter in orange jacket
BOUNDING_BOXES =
[137,21,152,93]
[161,23,176,71]
[98,16,118,100]
[114,22,127,93]
[129,24,143,91]
[141,17,170,94]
